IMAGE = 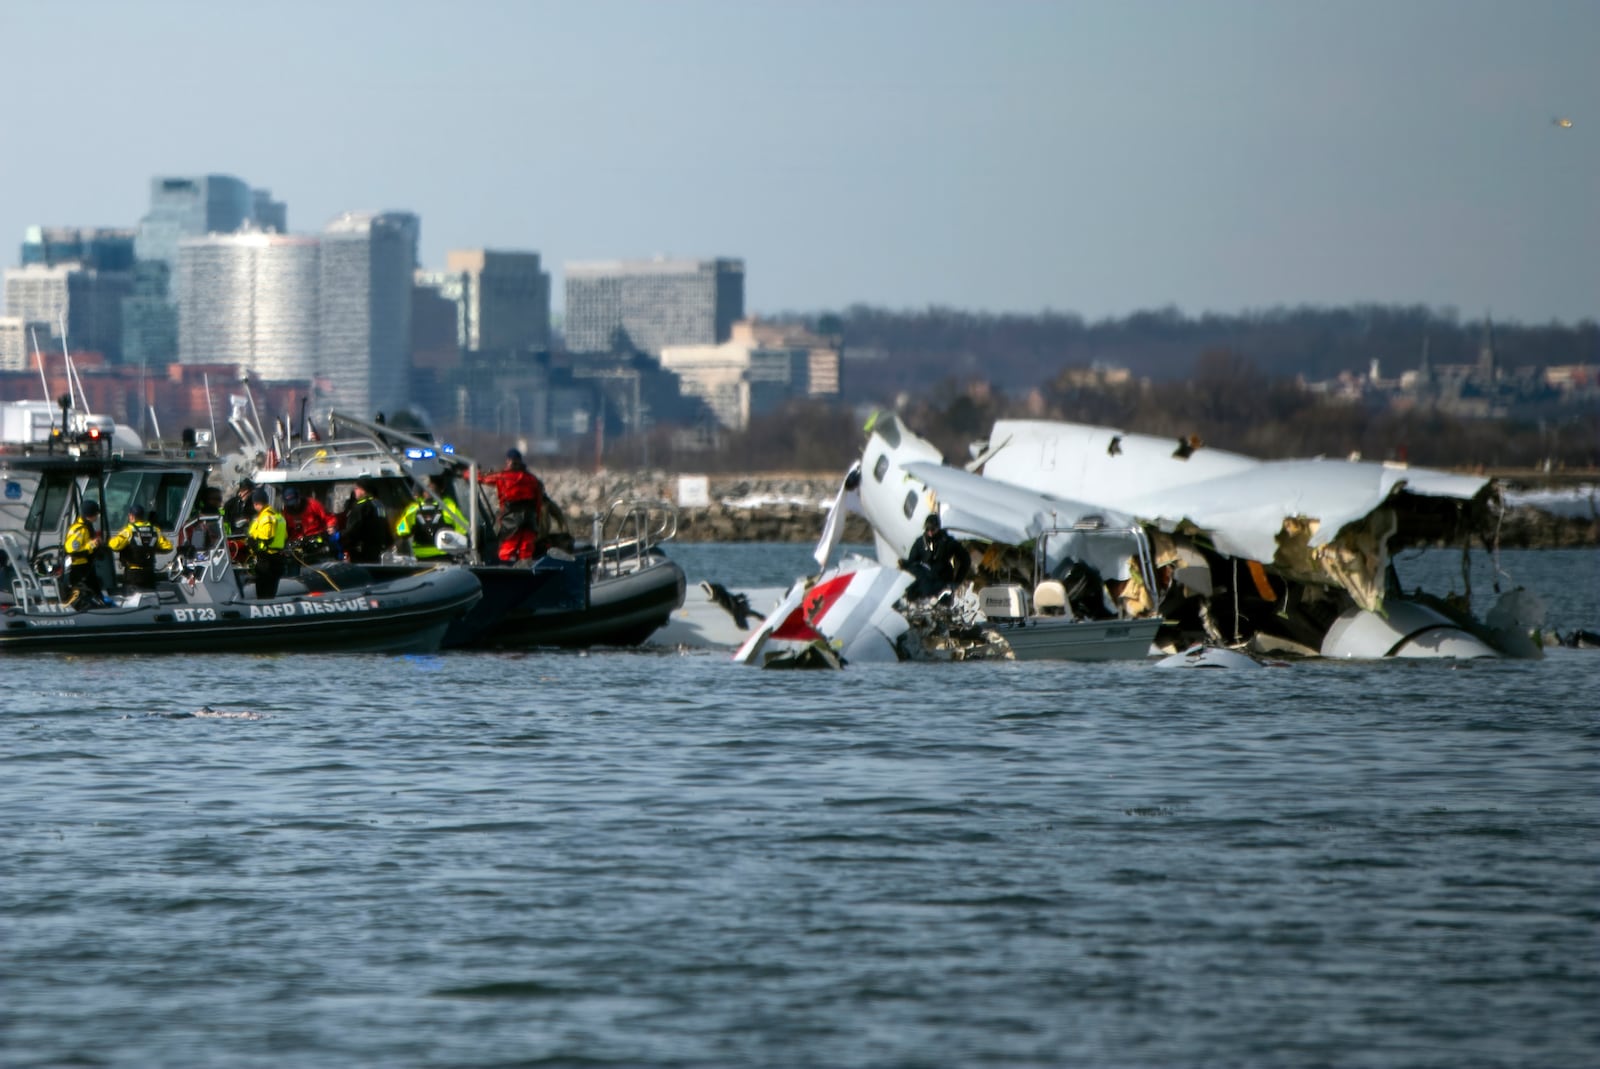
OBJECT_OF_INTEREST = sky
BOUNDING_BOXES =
[2,0,1595,324]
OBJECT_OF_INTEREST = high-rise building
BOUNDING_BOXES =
[3,263,132,362]
[319,212,418,419]
[21,226,136,272]
[443,249,551,353]
[135,175,256,268]
[121,262,178,370]
[252,190,288,234]
[564,257,744,355]
[0,316,50,371]
[131,174,286,368]
[175,232,320,384]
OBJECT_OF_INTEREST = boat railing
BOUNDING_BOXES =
[2,530,71,614]
[591,497,678,572]
[277,438,407,476]
[169,518,234,588]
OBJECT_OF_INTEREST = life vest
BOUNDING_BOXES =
[398,496,468,558]
[412,501,443,546]
[248,506,288,552]
[114,521,166,571]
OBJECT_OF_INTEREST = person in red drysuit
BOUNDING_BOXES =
[478,448,544,560]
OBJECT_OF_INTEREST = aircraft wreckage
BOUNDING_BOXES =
[734,413,1544,668]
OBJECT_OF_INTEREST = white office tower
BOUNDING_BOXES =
[319,212,418,419]
[174,232,320,382]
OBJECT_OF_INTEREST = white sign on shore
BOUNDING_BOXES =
[677,475,710,508]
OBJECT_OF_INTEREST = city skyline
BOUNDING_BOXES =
[1,0,1595,325]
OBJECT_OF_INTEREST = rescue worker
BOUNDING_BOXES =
[108,503,174,591]
[899,512,971,599]
[477,448,543,555]
[63,499,107,609]
[395,474,470,560]
[281,486,336,564]
[339,476,392,564]
[1109,552,1181,618]
[246,487,288,598]
[223,477,256,536]
[497,527,538,564]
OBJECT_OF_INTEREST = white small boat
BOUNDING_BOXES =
[981,602,1163,661]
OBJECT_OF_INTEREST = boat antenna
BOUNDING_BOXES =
[28,328,55,428]
[58,313,89,419]
[204,372,219,448]
[241,376,268,454]
[147,404,163,447]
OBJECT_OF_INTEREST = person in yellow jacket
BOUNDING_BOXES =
[394,474,470,560]
[108,503,174,591]
[63,499,107,608]
[246,487,289,598]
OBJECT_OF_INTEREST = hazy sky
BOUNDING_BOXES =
[3,0,1594,323]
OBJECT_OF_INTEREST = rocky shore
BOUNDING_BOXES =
[539,470,1599,548]
[542,471,871,544]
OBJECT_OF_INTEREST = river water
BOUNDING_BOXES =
[3,546,1597,1068]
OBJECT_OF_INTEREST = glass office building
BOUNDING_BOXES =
[319,212,418,419]
[135,175,255,268]
[444,249,551,353]
[21,226,136,272]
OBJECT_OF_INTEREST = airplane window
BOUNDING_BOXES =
[902,490,918,519]
[873,455,889,482]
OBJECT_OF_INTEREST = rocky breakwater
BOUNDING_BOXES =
[1496,479,1599,548]
[540,470,872,544]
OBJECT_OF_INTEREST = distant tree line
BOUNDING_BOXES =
[543,305,1598,473]
[790,303,1598,400]
[890,351,1599,471]
[693,304,1597,472]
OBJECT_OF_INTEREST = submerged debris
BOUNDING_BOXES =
[129,706,267,721]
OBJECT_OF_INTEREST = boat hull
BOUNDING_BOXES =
[457,556,686,649]
[994,615,1163,661]
[0,567,482,655]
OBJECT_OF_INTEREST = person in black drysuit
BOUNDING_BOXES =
[223,477,257,537]
[339,476,392,564]
[899,513,971,599]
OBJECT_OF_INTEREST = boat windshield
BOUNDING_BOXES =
[21,469,198,538]
[101,471,196,531]
[24,474,74,535]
